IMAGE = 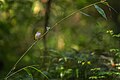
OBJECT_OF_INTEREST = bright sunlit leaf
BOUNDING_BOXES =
[32,1,43,15]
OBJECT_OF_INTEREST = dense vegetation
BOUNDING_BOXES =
[0,0,120,80]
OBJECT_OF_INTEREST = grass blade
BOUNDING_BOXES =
[80,11,91,17]
[23,68,33,80]
[29,66,49,79]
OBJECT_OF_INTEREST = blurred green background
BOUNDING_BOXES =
[0,0,120,80]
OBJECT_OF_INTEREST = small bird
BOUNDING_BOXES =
[34,32,41,40]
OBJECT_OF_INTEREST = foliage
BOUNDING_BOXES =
[0,0,120,80]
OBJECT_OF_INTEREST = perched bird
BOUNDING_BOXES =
[34,32,41,40]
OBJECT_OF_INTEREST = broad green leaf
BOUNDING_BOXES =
[94,4,107,20]
[29,66,49,79]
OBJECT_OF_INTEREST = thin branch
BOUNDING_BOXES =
[5,1,105,79]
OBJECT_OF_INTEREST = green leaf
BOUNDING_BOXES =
[23,68,33,80]
[94,4,107,20]
[80,11,91,17]
[29,66,49,79]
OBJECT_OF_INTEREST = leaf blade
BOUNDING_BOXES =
[94,4,107,20]
[80,11,91,17]
[23,68,33,80]
[29,66,49,79]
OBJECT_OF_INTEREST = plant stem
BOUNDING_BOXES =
[5,1,105,79]
[4,65,39,80]
[5,41,38,79]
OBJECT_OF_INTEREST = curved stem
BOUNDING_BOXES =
[5,1,105,79]
[39,1,104,37]
[4,65,39,80]
[5,41,38,78]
